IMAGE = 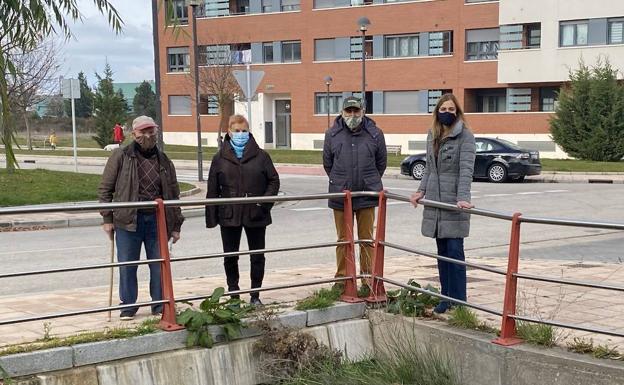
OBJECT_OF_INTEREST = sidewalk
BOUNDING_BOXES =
[1,254,622,350]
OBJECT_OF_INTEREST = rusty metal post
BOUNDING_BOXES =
[493,212,523,346]
[367,190,387,303]
[155,199,184,331]
[341,190,363,302]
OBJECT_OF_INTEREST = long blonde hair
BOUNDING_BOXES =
[431,93,466,142]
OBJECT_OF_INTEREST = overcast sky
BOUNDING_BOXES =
[60,0,155,85]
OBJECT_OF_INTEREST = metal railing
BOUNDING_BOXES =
[1,189,624,346]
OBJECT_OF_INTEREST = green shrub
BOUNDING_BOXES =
[386,279,440,317]
[516,321,556,347]
[295,287,342,311]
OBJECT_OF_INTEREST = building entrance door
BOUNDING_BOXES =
[275,100,291,148]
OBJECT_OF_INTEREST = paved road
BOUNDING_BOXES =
[2,168,624,296]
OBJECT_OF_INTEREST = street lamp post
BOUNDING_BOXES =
[324,76,333,129]
[357,17,370,111]
[189,0,203,181]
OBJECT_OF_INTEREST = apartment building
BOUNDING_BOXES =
[155,0,624,158]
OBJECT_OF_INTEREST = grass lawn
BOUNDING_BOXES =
[0,169,195,207]
[540,159,624,172]
[3,145,624,172]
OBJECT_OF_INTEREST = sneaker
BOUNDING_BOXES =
[433,302,451,314]
[120,312,135,321]
[250,297,264,307]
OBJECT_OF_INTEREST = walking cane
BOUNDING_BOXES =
[107,236,115,322]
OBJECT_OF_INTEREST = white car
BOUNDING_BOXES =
[104,143,120,151]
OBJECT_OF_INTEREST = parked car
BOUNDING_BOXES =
[400,137,541,183]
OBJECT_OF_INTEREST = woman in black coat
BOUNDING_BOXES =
[205,114,280,306]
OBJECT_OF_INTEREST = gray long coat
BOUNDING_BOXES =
[417,121,476,239]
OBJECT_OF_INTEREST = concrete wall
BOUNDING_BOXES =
[8,308,624,385]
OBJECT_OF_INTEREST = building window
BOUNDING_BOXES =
[203,0,230,17]
[609,18,624,44]
[199,95,219,115]
[167,47,190,72]
[351,91,373,112]
[200,44,251,65]
[281,0,300,11]
[350,36,373,59]
[168,95,192,115]
[507,88,531,112]
[500,23,540,50]
[475,89,506,112]
[560,20,588,47]
[315,93,343,114]
[261,0,272,12]
[282,41,301,62]
[429,31,453,55]
[383,91,420,114]
[385,34,419,58]
[315,39,336,61]
[169,0,188,23]
[540,87,558,112]
[466,28,499,60]
[263,42,274,63]
[427,90,454,113]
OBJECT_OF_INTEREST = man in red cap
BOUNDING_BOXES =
[98,115,184,320]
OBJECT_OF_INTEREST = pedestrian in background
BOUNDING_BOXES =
[323,96,387,295]
[48,130,57,150]
[410,93,476,314]
[98,115,184,320]
[205,114,280,307]
[113,122,124,144]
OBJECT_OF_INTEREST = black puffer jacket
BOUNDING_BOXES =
[323,115,387,210]
[205,134,280,228]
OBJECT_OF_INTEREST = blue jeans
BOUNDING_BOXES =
[436,238,467,305]
[115,213,162,315]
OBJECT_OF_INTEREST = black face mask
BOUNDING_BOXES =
[437,112,457,127]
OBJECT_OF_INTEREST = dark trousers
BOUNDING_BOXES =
[220,226,266,299]
[115,213,162,315]
[436,238,467,305]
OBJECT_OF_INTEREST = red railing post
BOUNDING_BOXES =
[341,190,363,303]
[366,190,387,303]
[493,212,523,346]
[155,199,184,331]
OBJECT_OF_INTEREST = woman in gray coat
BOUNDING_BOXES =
[410,93,476,314]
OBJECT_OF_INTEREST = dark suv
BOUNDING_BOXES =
[400,137,542,183]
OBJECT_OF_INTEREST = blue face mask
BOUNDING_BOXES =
[230,131,249,147]
[437,112,457,127]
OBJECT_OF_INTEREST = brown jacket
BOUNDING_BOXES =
[98,143,184,237]
[205,134,280,228]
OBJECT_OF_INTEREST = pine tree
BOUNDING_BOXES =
[133,81,156,118]
[93,64,127,148]
[550,59,624,161]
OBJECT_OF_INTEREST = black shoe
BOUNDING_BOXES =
[120,311,135,321]
[433,302,451,314]
[250,297,263,307]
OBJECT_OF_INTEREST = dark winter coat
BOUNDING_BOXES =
[417,120,476,239]
[205,134,280,228]
[323,115,387,210]
[98,143,184,237]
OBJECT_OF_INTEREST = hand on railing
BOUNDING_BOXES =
[102,223,114,241]
[409,191,424,208]
[457,201,474,209]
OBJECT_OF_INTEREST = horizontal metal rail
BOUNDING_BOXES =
[0,300,167,326]
[519,215,624,231]
[176,276,351,303]
[380,276,503,316]
[514,272,624,293]
[166,192,350,208]
[511,314,624,338]
[384,192,514,221]
[0,259,164,279]
[382,241,507,276]
[0,201,157,216]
